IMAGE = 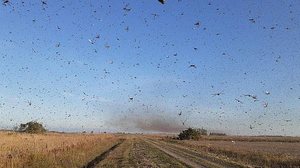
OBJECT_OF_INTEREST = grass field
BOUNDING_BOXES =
[0,131,122,168]
[0,131,299,168]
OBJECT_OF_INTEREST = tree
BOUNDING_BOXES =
[17,121,46,134]
[178,128,207,140]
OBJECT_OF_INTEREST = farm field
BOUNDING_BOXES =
[0,131,122,168]
[1,131,299,168]
[161,136,300,167]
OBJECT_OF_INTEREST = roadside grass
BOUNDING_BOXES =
[96,137,133,168]
[0,131,121,168]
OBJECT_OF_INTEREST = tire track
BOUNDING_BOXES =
[145,139,247,168]
[146,140,204,168]
[82,140,124,168]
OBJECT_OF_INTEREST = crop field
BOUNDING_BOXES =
[0,131,299,168]
[0,131,122,168]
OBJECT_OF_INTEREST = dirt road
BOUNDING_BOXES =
[145,139,248,168]
[83,136,247,168]
[95,137,188,168]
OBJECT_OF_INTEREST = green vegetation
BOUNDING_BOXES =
[209,132,226,136]
[17,121,46,134]
[178,128,207,140]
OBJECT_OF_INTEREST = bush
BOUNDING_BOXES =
[17,121,46,134]
[178,128,207,140]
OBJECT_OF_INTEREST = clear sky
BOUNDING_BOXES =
[0,0,299,136]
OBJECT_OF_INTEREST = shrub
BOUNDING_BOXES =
[178,128,207,140]
[17,121,46,134]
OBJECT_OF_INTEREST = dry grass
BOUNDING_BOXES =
[0,131,122,168]
[163,136,300,168]
[202,135,300,143]
[2,132,299,168]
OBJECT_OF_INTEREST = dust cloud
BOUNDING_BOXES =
[110,113,186,133]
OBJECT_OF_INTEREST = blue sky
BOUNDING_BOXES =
[0,0,299,135]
